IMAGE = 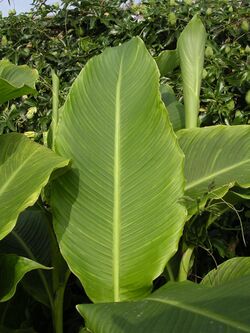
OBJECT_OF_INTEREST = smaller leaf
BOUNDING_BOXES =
[202,257,250,287]
[178,125,250,215]
[0,133,70,241]
[78,276,250,333]
[155,49,179,76]
[0,254,51,302]
[0,206,53,307]
[0,60,38,104]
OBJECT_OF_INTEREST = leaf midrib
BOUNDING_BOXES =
[185,159,250,192]
[113,58,123,302]
[148,298,250,332]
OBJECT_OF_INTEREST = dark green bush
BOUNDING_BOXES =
[0,0,249,136]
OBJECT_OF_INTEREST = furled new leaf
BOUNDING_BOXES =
[178,126,250,215]
[78,276,250,333]
[177,15,206,128]
[0,60,38,104]
[160,84,185,131]
[51,37,186,303]
[0,133,69,240]
[0,254,50,302]
[155,49,179,76]
[202,257,250,287]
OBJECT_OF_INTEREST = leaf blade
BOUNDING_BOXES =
[0,254,50,303]
[51,37,186,302]
[78,276,250,333]
[178,125,250,214]
[0,133,69,240]
[202,257,250,287]
[0,60,38,104]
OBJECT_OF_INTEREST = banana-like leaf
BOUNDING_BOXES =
[0,207,53,306]
[155,49,179,76]
[51,37,186,303]
[160,84,185,131]
[177,15,206,128]
[0,133,69,240]
[0,254,51,302]
[202,257,250,287]
[78,275,250,333]
[178,126,250,215]
[0,60,38,104]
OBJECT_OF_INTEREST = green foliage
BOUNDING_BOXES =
[0,133,69,240]
[0,254,50,303]
[78,275,250,333]
[0,0,249,135]
[177,15,206,128]
[202,257,250,286]
[0,7,249,333]
[0,60,38,104]
[178,126,250,216]
[51,37,186,303]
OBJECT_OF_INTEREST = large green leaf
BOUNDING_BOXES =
[0,60,38,104]
[78,276,250,333]
[51,37,186,303]
[202,257,250,287]
[177,15,206,128]
[178,126,250,214]
[0,133,69,240]
[155,49,179,77]
[160,84,185,131]
[0,254,50,302]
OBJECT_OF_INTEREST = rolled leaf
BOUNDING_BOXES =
[51,37,186,303]
[160,84,185,131]
[0,254,50,302]
[0,133,69,240]
[78,276,250,333]
[177,15,206,128]
[178,125,250,214]
[155,49,179,76]
[0,60,38,104]
[202,257,250,287]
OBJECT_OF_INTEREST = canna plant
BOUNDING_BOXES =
[51,15,250,332]
[1,15,250,333]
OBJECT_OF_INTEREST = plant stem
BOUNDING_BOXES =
[45,210,70,333]
[178,246,194,282]
[53,269,71,333]
[51,69,60,150]
[165,263,175,282]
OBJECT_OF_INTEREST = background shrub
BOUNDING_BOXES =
[0,0,249,136]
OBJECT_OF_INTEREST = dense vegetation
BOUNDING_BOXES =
[0,1,249,332]
[0,0,249,136]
